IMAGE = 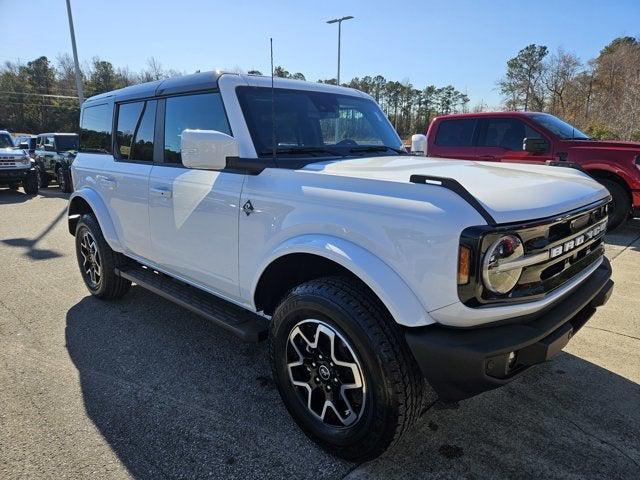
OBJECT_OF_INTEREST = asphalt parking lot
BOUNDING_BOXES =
[0,187,639,480]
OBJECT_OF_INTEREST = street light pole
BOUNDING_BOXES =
[65,0,84,105]
[326,16,354,85]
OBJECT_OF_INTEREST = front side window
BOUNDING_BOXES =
[164,92,230,164]
[529,113,590,140]
[435,119,476,147]
[115,100,156,162]
[480,118,542,151]
[80,103,113,154]
[236,87,403,158]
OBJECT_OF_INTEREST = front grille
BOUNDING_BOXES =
[0,157,21,168]
[459,200,609,307]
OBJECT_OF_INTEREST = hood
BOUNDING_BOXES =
[302,156,609,224]
[0,147,28,158]
[568,139,640,153]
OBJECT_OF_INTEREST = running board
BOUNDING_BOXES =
[116,265,268,342]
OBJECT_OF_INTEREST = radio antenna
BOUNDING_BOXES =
[270,37,277,164]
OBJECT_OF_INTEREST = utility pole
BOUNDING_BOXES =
[326,16,354,85]
[65,0,84,104]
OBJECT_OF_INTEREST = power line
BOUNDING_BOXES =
[0,90,79,100]
[0,101,79,109]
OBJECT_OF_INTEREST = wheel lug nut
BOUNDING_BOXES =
[311,362,316,367]
[315,377,320,383]
[319,355,323,359]
[326,385,331,391]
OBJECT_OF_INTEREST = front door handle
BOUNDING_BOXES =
[150,187,172,198]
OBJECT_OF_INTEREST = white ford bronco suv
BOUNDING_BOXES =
[68,72,614,461]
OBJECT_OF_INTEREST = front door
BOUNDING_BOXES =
[476,118,554,164]
[147,92,243,299]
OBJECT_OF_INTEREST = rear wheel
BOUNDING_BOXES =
[8,183,19,191]
[38,166,49,188]
[269,276,424,461]
[58,168,73,193]
[75,214,131,299]
[598,178,630,231]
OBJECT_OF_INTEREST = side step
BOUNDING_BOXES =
[116,264,269,342]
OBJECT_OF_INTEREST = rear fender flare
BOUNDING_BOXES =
[68,188,123,252]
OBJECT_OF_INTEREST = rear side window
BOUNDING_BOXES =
[164,93,230,164]
[435,119,476,147]
[115,100,156,162]
[80,103,113,154]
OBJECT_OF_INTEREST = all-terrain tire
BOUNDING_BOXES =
[269,276,424,462]
[22,169,39,195]
[598,178,630,231]
[75,214,131,299]
[58,167,73,193]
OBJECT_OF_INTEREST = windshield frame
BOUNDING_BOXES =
[528,113,591,140]
[236,86,404,160]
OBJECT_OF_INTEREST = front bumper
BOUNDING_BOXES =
[0,167,32,184]
[405,257,613,402]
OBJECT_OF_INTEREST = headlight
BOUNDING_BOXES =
[19,156,31,166]
[482,234,524,294]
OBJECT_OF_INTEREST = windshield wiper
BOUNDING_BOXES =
[259,146,343,157]
[348,145,408,155]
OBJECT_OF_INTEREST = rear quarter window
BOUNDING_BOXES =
[435,119,476,147]
[80,103,113,154]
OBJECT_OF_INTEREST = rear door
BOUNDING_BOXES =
[148,92,243,299]
[428,118,478,160]
[476,117,554,164]
[99,99,156,258]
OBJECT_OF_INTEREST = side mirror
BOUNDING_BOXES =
[181,129,238,170]
[18,142,29,149]
[411,134,427,156]
[523,137,548,154]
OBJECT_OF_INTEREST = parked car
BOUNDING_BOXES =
[0,132,39,194]
[424,112,640,229]
[13,134,37,158]
[68,72,613,461]
[35,133,79,192]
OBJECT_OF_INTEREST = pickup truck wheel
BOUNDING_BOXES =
[38,168,49,188]
[58,168,73,193]
[269,276,424,461]
[598,178,630,230]
[22,170,39,195]
[8,183,19,190]
[75,214,131,299]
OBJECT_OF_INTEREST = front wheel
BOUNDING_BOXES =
[22,169,39,195]
[269,277,425,461]
[75,214,131,299]
[598,178,630,231]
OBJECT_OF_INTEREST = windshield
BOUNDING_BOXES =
[529,113,590,140]
[56,135,79,151]
[0,134,13,148]
[237,87,403,157]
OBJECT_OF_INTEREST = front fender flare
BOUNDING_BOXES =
[252,234,435,327]
[68,188,123,252]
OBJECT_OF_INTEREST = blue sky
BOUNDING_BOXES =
[2,0,639,106]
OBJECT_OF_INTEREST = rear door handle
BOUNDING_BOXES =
[478,155,497,161]
[96,175,117,190]
[150,187,172,198]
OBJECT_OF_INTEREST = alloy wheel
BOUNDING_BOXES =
[79,231,102,288]
[286,319,366,427]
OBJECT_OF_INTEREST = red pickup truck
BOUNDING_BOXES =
[425,111,640,229]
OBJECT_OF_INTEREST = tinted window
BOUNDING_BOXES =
[55,135,78,151]
[480,118,542,151]
[80,103,113,154]
[0,134,12,148]
[131,101,156,162]
[237,87,402,157]
[115,102,144,159]
[435,119,476,146]
[164,93,230,164]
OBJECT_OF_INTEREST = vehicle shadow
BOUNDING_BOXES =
[0,206,67,260]
[605,218,640,254]
[66,288,640,480]
[65,289,350,480]
[0,189,32,204]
